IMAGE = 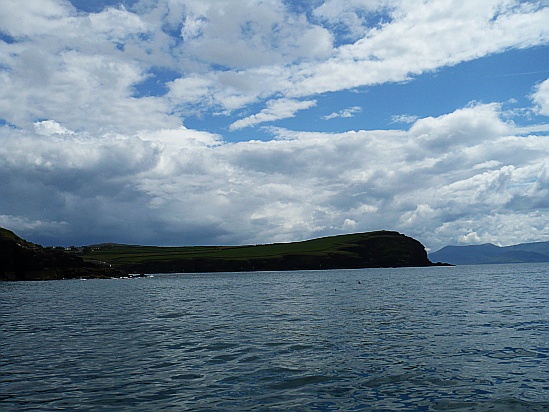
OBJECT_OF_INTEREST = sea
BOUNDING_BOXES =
[1,264,548,411]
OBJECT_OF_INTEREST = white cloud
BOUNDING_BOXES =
[313,0,393,40]
[460,231,483,244]
[472,160,503,170]
[0,2,178,133]
[34,120,75,136]
[287,1,549,97]
[87,5,149,40]
[0,214,68,233]
[170,0,334,69]
[137,126,222,151]
[343,218,358,230]
[3,101,549,249]
[0,0,70,38]
[391,114,419,124]
[323,106,362,120]
[229,99,317,130]
[1,0,548,134]
[167,75,215,107]
[531,77,549,116]
[409,103,513,152]
[436,211,549,248]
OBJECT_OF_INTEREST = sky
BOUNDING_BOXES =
[1,0,549,251]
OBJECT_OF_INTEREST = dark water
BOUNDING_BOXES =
[1,264,548,411]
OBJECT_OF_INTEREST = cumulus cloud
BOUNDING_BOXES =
[408,103,513,152]
[2,100,549,249]
[229,99,317,130]
[0,214,68,234]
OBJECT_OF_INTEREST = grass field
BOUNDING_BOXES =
[81,232,371,265]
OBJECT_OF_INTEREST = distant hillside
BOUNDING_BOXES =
[82,230,435,274]
[429,241,549,265]
[0,227,123,281]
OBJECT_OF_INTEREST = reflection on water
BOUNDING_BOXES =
[1,264,548,411]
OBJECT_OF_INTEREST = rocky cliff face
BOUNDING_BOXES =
[0,228,123,281]
[339,231,433,268]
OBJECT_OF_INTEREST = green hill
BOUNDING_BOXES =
[1,228,434,280]
[81,230,434,274]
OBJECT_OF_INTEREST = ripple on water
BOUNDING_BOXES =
[1,265,549,411]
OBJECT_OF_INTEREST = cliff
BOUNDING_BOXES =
[0,228,123,281]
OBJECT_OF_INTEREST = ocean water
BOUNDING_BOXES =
[1,264,548,411]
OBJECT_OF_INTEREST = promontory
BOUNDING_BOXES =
[1,227,435,280]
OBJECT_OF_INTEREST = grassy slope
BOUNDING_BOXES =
[0,227,25,243]
[81,231,425,270]
[83,233,365,264]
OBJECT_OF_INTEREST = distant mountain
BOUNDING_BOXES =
[429,241,549,265]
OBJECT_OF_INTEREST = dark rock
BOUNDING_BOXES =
[0,227,124,281]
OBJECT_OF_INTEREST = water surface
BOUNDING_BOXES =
[1,264,548,410]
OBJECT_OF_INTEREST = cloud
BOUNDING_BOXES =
[1,1,549,250]
[323,106,362,120]
[408,102,513,152]
[391,114,419,124]
[460,231,483,244]
[0,214,68,233]
[34,120,75,136]
[177,0,334,68]
[0,2,178,133]
[2,100,549,249]
[0,0,70,38]
[287,1,549,97]
[313,0,394,41]
[531,77,549,115]
[1,0,547,135]
[229,99,317,130]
